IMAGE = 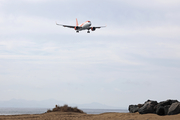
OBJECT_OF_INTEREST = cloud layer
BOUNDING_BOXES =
[0,0,180,108]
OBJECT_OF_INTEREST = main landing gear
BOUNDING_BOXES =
[76,31,79,33]
[87,30,90,33]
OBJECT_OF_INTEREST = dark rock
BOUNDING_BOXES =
[168,102,180,115]
[138,100,158,114]
[128,105,139,113]
[164,105,171,115]
[155,99,178,115]
[157,99,178,107]
[137,104,143,108]
[156,105,171,116]
[129,99,179,115]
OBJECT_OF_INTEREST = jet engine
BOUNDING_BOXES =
[74,26,79,30]
[91,27,96,31]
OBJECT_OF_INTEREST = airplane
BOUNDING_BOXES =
[56,18,106,33]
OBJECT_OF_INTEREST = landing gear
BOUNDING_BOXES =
[87,30,90,33]
[76,31,79,33]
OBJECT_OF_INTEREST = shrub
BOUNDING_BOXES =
[47,104,85,113]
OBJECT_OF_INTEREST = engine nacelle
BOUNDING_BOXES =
[91,27,96,31]
[74,26,79,30]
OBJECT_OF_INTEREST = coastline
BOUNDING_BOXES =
[0,112,180,120]
[0,108,128,115]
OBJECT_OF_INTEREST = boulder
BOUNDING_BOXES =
[157,99,178,107]
[156,105,170,115]
[164,105,171,115]
[168,102,180,115]
[129,99,179,115]
[155,99,178,115]
[138,100,158,114]
[128,105,139,113]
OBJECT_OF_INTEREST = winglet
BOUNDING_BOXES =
[56,21,60,26]
[76,18,78,26]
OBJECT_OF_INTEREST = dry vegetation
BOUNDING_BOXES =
[47,104,85,113]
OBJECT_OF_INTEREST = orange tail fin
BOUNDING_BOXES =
[76,18,78,26]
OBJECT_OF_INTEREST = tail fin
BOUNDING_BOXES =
[76,18,78,26]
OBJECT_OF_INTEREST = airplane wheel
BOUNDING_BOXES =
[76,31,79,33]
[87,31,90,33]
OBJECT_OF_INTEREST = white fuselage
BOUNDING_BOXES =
[78,21,91,31]
[56,19,105,33]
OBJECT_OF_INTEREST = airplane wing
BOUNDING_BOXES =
[90,25,106,29]
[56,22,75,28]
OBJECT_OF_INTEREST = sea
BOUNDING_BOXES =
[0,108,128,115]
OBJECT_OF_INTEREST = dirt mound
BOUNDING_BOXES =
[47,104,85,113]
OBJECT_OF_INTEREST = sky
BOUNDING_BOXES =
[0,0,180,108]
